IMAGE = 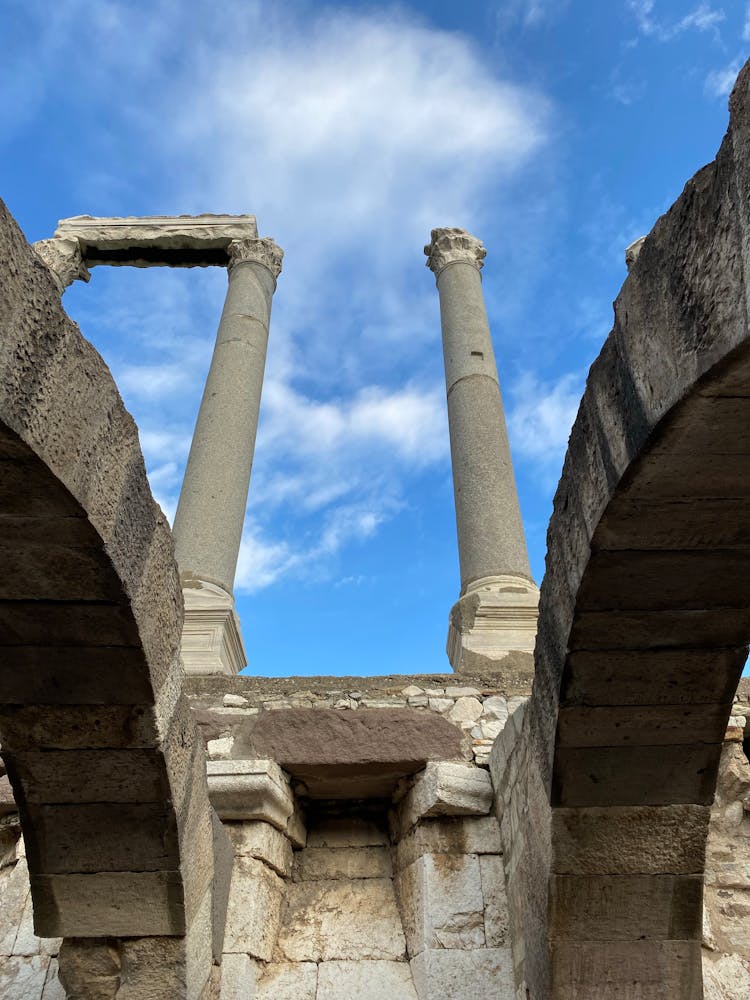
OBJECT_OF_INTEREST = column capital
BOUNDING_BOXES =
[228,237,283,279]
[424,227,486,279]
[32,237,90,294]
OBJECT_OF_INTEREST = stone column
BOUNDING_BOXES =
[425,227,539,675]
[172,237,283,675]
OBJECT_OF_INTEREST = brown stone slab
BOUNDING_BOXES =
[0,460,83,516]
[552,804,709,875]
[24,802,180,873]
[552,743,721,807]
[0,644,153,705]
[648,394,750,454]
[550,873,703,941]
[245,708,464,797]
[576,549,750,611]
[618,450,750,501]
[0,541,122,601]
[0,703,159,749]
[30,870,185,937]
[0,601,140,647]
[570,607,750,649]
[551,940,702,999]
[595,497,750,549]
[560,647,744,706]
[3,748,170,804]
[556,702,732,747]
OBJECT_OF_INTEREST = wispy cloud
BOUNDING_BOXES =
[495,0,570,30]
[507,371,583,468]
[705,58,744,97]
[628,1,725,41]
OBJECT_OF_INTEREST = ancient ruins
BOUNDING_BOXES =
[2,55,750,1000]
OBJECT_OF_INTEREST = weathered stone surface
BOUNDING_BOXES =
[0,954,51,1000]
[703,952,750,1000]
[552,804,710,875]
[396,853,485,957]
[207,760,294,828]
[256,962,317,999]
[41,959,65,999]
[394,816,502,871]
[317,960,417,1000]
[551,940,703,999]
[410,947,514,1000]
[223,857,284,961]
[0,857,30,954]
[292,846,392,881]
[30,871,186,937]
[274,878,406,962]
[550,873,703,941]
[397,763,492,834]
[226,820,292,876]
[479,854,510,947]
[210,811,233,961]
[218,953,258,1000]
[243,709,463,798]
[58,936,188,1000]
[306,817,388,848]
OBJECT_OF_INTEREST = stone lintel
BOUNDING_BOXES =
[180,581,247,676]
[447,574,539,674]
[54,213,258,267]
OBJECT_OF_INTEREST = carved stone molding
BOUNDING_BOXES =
[424,227,486,279]
[228,237,284,279]
[32,237,90,294]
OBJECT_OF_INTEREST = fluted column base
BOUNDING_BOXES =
[447,575,539,675]
[180,580,247,676]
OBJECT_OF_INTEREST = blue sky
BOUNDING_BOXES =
[2,1,748,676]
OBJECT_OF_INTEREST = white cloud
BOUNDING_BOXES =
[628,1,725,41]
[705,58,744,97]
[507,371,583,465]
[496,0,569,29]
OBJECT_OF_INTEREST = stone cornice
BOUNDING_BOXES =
[228,237,284,279]
[32,237,90,294]
[424,227,486,279]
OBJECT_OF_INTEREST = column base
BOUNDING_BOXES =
[180,580,247,676]
[446,575,539,675]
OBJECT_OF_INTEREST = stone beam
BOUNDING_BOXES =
[53,213,258,268]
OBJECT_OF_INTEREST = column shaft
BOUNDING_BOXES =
[432,243,532,592]
[173,242,280,596]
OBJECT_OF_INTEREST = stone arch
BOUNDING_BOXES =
[0,201,217,996]
[511,60,750,999]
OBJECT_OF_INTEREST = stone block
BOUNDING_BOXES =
[0,857,30,955]
[306,817,388,848]
[550,873,703,941]
[447,697,483,726]
[257,962,317,999]
[0,775,16,816]
[317,960,417,1000]
[395,853,485,957]
[223,857,284,961]
[286,809,307,849]
[292,846,392,881]
[551,940,703,999]
[409,947,515,1000]
[22,802,179,874]
[397,762,492,835]
[394,816,502,871]
[0,954,51,1000]
[226,820,293,876]
[219,952,259,1000]
[211,811,234,961]
[552,804,710,875]
[30,870,186,937]
[41,959,65,999]
[12,890,59,956]
[479,854,510,947]
[207,760,294,829]
[274,878,406,962]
